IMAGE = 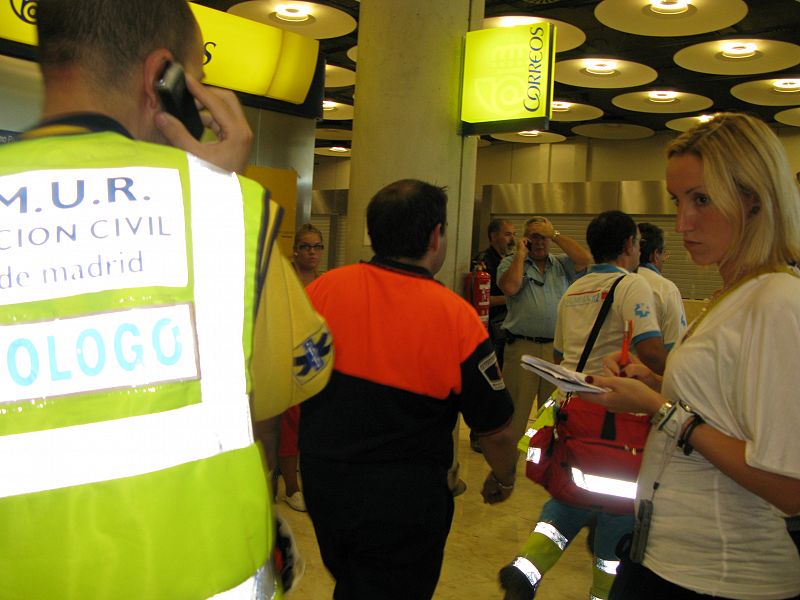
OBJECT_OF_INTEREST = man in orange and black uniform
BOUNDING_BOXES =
[300,179,518,600]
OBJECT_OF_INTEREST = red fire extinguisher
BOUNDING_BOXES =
[465,262,491,330]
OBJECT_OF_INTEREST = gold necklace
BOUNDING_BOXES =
[681,266,797,341]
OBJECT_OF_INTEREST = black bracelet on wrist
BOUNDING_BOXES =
[490,472,515,490]
[678,414,706,456]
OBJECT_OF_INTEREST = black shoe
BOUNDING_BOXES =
[499,564,536,600]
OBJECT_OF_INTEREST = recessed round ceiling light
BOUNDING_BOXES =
[275,3,311,22]
[721,42,757,59]
[322,100,337,111]
[697,114,715,123]
[330,146,349,153]
[648,90,679,102]
[552,101,572,112]
[518,130,541,137]
[649,0,690,15]
[585,60,617,75]
[772,79,800,93]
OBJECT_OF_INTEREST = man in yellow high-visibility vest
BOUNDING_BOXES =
[0,1,331,598]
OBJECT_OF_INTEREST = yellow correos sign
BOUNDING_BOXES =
[461,23,556,135]
[0,1,37,45]
[190,4,318,104]
[0,3,318,105]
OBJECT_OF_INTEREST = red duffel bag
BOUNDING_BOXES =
[546,394,649,514]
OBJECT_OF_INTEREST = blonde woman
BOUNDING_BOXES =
[293,223,324,286]
[586,113,800,599]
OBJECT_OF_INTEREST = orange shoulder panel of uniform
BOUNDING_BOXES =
[308,263,490,398]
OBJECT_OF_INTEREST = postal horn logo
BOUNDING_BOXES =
[11,0,37,24]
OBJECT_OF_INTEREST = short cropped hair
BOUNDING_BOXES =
[487,218,510,241]
[294,223,323,248]
[367,179,447,260]
[667,112,800,280]
[638,222,664,265]
[37,0,198,90]
[586,210,637,264]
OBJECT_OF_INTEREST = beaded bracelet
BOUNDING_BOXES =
[678,414,706,456]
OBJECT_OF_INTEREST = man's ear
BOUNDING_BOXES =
[624,235,636,257]
[428,223,443,253]
[142,48,173,112]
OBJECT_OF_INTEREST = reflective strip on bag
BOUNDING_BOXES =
[570,467,637,499]
[534,521,568,550]
[511,556,542,588]
[0,159,253,499]
[211,564,277,600]
[594,558,620,575]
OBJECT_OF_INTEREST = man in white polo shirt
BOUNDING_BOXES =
[636,222,687,349]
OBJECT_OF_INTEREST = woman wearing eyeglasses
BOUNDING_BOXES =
[293,223,325,287]
[270,224,326,512]
[585,113,800,599]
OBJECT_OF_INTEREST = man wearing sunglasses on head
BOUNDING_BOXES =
[498,216,592,443]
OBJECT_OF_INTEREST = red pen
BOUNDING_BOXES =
[619,319,633,367]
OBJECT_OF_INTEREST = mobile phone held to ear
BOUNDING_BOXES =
[155,62,204,140]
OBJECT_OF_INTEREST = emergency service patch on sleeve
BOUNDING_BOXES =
[293,328,332,385]
[478,352,505,391]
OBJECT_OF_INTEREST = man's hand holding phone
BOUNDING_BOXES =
[155,70,253,175]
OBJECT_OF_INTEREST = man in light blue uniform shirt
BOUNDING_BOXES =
[498,216,592,442]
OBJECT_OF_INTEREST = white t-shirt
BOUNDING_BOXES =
[638,271,800,599]
[638,264,687,349]
[554,265,662,375]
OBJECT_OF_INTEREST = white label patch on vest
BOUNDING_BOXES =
[0,304,199,404]
[0,167,188,305]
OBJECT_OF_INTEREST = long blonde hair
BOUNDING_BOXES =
[667,113,800,282]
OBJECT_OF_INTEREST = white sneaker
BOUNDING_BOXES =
[285,491,307,512]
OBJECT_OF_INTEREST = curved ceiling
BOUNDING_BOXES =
[194,0,800,148]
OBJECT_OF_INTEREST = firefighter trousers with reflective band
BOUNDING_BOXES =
[512,498,632,599]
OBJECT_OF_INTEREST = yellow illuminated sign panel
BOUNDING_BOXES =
[190,4,318,104]
[0,2,37,46]
[461,23,556,135]
[0,3,318,105]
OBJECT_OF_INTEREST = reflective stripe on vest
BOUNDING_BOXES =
[534,521,569,550]
[570,467,637,499]
[511,556,542,588]
[0,156,250,498]
[519,397,556,456]
[594,558,620,575]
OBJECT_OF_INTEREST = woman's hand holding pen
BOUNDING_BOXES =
[601,352,662,391]
[583,373,664,415]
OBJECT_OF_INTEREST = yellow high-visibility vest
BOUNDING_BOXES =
[0,127,330,599]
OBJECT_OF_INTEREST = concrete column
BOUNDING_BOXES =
[345,0,484,292]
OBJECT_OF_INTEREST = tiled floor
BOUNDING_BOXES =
[277,419,593,599]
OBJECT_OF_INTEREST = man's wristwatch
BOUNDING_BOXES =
[552,230,561,241]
